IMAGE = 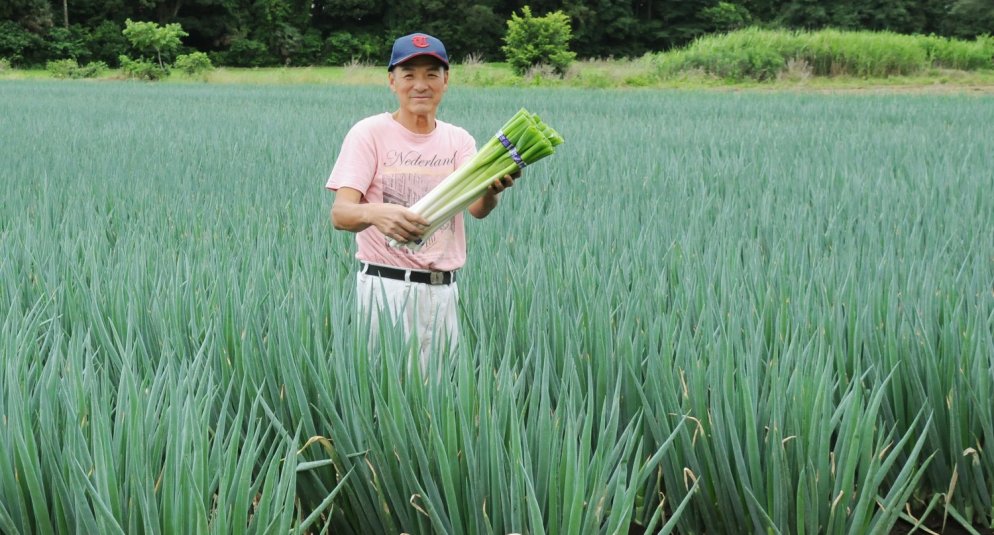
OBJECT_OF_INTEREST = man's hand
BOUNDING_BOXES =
[469,170,522,219]
[331,187,427,242]
[368,203,429,243]
[487,170,520,195]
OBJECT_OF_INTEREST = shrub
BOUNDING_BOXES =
[502,6,576,77]
[46,58,107,79]
[75,61,108,78]
[76,61,110,78]
[46,58,79,78]
[324,31,381,66]
[0,57,10,71]
[119,55,167,80]
[174,51,213,75]
[223,38,273,67]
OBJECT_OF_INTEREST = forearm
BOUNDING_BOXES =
[331,201,373,232]
[470,171,520,218]
[331,188,429,242]
[468,191,498,219]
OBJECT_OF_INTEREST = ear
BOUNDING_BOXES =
[388,71,397,93]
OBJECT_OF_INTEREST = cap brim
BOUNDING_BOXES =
[388,52,449,70]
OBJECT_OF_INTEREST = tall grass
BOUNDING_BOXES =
[1,81,992,533]
[652,27,994,81]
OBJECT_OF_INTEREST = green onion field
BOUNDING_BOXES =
[1,81,992,534]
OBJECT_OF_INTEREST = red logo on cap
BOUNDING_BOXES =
[412,35,429,48]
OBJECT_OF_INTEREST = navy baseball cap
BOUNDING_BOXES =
[388,33,449,71]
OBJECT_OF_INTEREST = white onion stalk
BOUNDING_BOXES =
[390,108,564,251]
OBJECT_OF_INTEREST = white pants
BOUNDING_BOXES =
[356,269,459,375]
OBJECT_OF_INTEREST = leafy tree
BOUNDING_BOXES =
[168,0,239,54]
[0,0,988,68]
[295,28,324,65]
[324,31,369,65]
[317,0,384,20]
[436,2,506,61]
[0,0,52,32]
[46,24,91,61]
[252,0,301,64]
[502,5,577,76]
[779,0,861,30]
[122,18,187,69]
[734,0,779,24]
[136,0,185,24]
[702,1,753,33]
[945,0,994,38]
[647,0,724,50]
[214,0,312,66]
[62,0,128,27]
[901,0,947,35]
[89,20,129,66]
[221,37,273,67]
[377,0,504,62]
[0,20,45,65]
[562,0,644,58]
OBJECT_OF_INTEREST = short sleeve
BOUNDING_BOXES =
[326,122,377,194]
[454,129,477,170]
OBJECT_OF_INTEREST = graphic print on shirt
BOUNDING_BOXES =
[381,149,458,250]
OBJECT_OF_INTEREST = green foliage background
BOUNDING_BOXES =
[1,0,994,68]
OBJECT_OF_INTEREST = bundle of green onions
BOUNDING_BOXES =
[390,108,564,251]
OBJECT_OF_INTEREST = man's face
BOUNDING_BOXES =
[389,57,449,116]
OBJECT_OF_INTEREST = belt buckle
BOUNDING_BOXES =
[429,271,444,285]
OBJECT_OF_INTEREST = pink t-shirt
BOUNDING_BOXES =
[326,113,477,272]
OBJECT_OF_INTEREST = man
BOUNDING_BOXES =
[326,32,519,372]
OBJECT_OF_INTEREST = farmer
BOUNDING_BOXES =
[326,32,519,374]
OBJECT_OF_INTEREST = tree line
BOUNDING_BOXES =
[2,0,993,68]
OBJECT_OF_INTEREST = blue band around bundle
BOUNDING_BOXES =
[496,131,527,169]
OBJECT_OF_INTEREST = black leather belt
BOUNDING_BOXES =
[361,262,456,285]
